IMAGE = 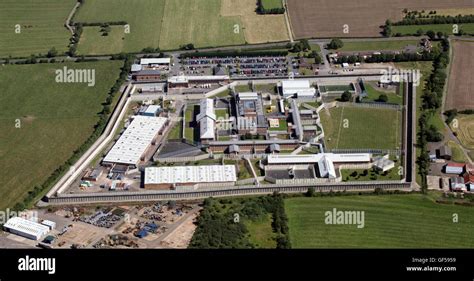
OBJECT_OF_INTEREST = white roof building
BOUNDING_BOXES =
[238,92,259,100]
[131,64,142,72]
[318,155,337,178]
[140,58,171,65]
[144,165,237,185]
[4,217,50,241]
[280,80,316,98]
[103,116,168,166]
[267,153,371,164]
[373,155,395,172]
[168,75,230,84]
[197,99,216,140]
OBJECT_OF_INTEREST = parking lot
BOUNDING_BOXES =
[180,56,289,77]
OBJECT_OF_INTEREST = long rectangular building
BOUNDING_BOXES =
[103,116,168,166]
[196,99,216,141]
[4,217,50,241]
[267,153,371,164]
[144,165,237,189]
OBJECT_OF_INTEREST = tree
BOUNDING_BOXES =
[327,38,344,49]
[340,90,351,102]
[436,31,444,39]
[47,47,58,58]
[377,94,388,102]
[305,187,315,197]
[426,30,436,40]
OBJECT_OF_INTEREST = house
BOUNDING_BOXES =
[463,173,474,192]
[449,177,466,192]
[444,162,465,175]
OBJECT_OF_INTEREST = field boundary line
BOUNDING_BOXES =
[65,1,81,35]
[283,0,294,42]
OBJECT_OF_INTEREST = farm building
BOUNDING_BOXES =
[449,177,466,192]
[444,162,465,175]
[438,146,452,160]
[280,80,316,98]
[3,217,50,241]
[103,116,169,167]
[144,165,237,190]
[167,75,230,88]
[196,99,216,142]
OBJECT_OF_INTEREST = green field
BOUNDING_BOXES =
[285,194,474,248]
[75,0,245,54]
[339,40,419,52]
[0,61,122,210]
[261,0,283,9]
[320,106,401,150]
[75,0,165,55]
[319,84,354,93]
[0,0,76,58]
[392,23,474,36]
[245,214,276,248]
[363,83,403,105]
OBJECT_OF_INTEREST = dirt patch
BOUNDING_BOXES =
[446,40,474,111]
[287,0,474,38]
[221,0,289,43]
[160,213,198,248]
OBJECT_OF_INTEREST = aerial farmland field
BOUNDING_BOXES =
[75,0,288,54]
[0,0,76,58]
[392,23,474,36]
[285,194,474,248]
[287,0,474,38]
[445,40,474,111]
[320,106,402,150]
[0,61,122,210]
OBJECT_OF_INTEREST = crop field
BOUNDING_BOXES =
[338,40,419,52]
[445,40,474,111]
[285,194,474,248]
[450,115,474,151]
[0,61,122,210]
[220,0,289,44]
[0,0,76,58]
[320,106,401,150]
[392,23,474,36]
[75,0,287,54]
[287,0,474,38]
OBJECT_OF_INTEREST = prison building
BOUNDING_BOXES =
[196,99,216,142]
[103,116,169,167]
[280,80,316,99]
[140,58,171,69]
[3,217,50,241]
[144,165,237,190]
[132,70,162,82]
[234,92,268,134]
[208,140,300,154]
[291,99,304,141]
[167,75,230,88]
